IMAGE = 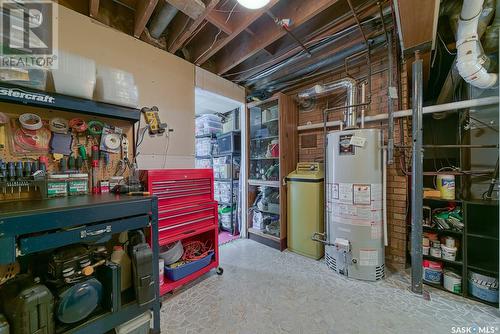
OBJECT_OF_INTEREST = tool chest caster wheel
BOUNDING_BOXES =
[216,267,224,275]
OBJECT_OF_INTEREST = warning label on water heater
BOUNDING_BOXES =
[359,249,378,266]
[353,184,371,205]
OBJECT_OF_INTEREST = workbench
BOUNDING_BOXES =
[0,194,161,334]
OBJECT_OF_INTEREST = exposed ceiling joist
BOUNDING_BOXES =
[229,2,382,83]
[191,0,280,66]
[207,11,233,35]
[89,0,99,18]
[212,0,341,75]
[134,0,159,38]
[167,0,221,54]
[166,0,205,19]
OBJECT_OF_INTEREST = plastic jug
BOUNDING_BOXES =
[111,246,132,292]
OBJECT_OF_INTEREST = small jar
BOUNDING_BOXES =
[47,174,69,198]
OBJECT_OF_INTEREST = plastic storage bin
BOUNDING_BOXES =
[51,50,96,99]
[214,180,239,203]
[217,132,241,154]
[195,137,215,157]
[115,311,151,334]
[469,271,499,303]
[164,251,214,281]
[213,155,240,179]
[0,67,48,91]
[196,114,222,136]
[195,158,213,169]
[95,65,139,108]
[222,109,240,133]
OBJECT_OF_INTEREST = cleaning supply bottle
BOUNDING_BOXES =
[111,245,132,292]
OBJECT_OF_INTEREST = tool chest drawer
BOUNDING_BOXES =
[158,202,217,230]
[141,169,214,206]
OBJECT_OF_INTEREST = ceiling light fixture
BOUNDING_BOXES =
[236,0,270,10]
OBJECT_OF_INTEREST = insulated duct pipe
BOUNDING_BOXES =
[149,3,178,39]
[298,78,358,128]
[456,0,498,89]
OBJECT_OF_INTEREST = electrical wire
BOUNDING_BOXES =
[438,32,457,56]
[194,2,238,64]
[181,240,213,261]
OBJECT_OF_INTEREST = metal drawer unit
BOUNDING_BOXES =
[141,169,220,295]
[0,195,161,334]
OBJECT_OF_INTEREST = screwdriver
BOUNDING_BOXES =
[68,155,76,171]
[23,161,32,191]
[91,145,99,194]
[15,162,22,193]
[39,156,48,173]
[0,161,6,193]
[7,162,14,193]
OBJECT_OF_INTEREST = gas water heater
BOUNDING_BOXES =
[325,128,385,281]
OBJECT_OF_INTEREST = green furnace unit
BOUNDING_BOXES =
[286,163,324,260]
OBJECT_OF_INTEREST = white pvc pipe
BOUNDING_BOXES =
[297,96,499,131]
[456,0,498,88]
[383,147,388,247]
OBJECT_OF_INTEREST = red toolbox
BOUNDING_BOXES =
[141,169,220,295]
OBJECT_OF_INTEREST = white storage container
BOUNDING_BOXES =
[196,114,222,136]
[51,50,96,99]
[95,65,139,108]
[214,180,239,203]
[115,311,151,334]
[195,158,213,169]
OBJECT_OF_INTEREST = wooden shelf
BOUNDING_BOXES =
[248,179,280,187]
[423,197,463,204]
[248,227,280,242]
[423,225,463,236]
[423,254,463,266]
[423,281,462,295]
[467,233,499,241]
[249,157,280,160]
[251,135,279,141]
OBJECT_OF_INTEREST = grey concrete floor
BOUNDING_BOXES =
[160,239,500,334]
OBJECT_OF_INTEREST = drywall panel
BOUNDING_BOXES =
[195,66,246,103]
[57,5,195,168]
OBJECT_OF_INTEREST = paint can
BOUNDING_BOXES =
[469,272,499,303]
[423,260,443,283]
[441,244,457,261]
[430,247,441,258]
[422,245,430,255]
[443,270,462,294]
[437,174,455,200]
[445,236,456,248]
[422,237,430,247]
[158,258,165,286]
[431,240,441,248]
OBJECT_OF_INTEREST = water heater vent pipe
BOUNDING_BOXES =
[298,78,358,129]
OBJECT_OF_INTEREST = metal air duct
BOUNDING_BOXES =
[148,2,178,39]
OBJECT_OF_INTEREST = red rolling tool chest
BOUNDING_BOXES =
[140,169,220,295]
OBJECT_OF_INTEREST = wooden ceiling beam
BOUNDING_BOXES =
[166,0,205,19]
[134,0,159,38]
[89,0,99,18]
[228,2,381,83]
[207,11,233,35]
[190,0,281,66]
[212,0,341,75]
[167,0,221,54]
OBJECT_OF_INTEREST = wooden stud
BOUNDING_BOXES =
[89,0,99,17]
[189,0,280,66]
[212,0,340,75]
[167,0,221,54]
[134,0,159,38]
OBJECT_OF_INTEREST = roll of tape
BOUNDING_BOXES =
[19,113,42,130]
[103,133,121,150]
[49,117,69,134]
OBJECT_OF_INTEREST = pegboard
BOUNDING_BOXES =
[0,101,134,200]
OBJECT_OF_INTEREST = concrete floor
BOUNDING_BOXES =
[160,239,500,334]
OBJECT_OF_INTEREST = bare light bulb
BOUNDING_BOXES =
[236,0,270,9]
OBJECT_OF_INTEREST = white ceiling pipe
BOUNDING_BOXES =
[456,0,498,89]
[297,96,499,131]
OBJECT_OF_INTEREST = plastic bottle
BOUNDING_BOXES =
[111,245,132,292]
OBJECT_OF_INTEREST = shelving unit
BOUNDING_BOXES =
[214,150,240,235]
[246,93,297,251]
[422,197,499,307]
